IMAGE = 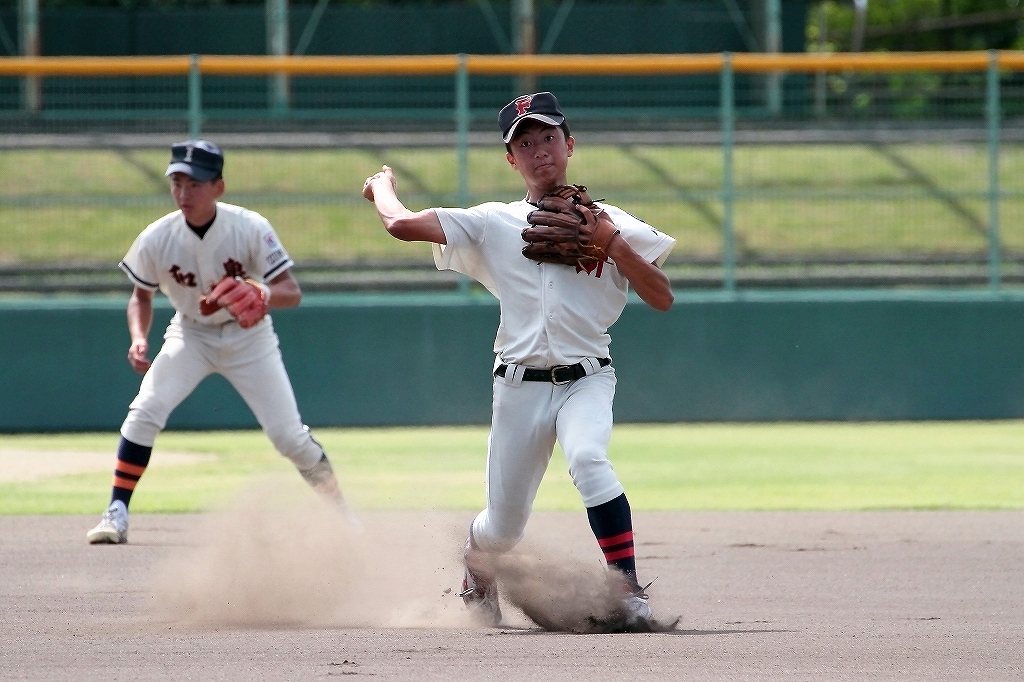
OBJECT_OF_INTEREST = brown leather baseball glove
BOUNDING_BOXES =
[521,184,620,269]
[199,276,270,328]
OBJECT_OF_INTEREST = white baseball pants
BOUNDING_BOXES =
[120,314,323,471]
[471,365,624,553]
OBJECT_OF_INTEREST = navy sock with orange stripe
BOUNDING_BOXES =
[586,493,639,588]
[109,437,152,510]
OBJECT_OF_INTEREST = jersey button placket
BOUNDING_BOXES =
[545,277,554,319]
[538,267,555,365]
[547,279,554,321]
[545,273,560,368]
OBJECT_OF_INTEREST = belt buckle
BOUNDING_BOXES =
[550,365,572,385]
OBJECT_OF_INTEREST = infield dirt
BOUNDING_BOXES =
[2,484,1022,681]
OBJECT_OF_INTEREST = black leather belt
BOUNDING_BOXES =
[494,358,611,385]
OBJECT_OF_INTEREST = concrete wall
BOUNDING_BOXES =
[3,290,1024,432]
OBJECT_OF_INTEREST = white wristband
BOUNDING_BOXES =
[245,278,271,304]
[257,281,271,304]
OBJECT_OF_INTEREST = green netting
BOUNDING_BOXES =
[0,65,1019,290]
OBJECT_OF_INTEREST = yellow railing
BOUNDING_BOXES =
[0,51,1023,77]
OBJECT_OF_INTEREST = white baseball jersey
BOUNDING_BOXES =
[117,201,323,471]
[433,198,675,553]
[433,200,675,367]
[119,202,293,326]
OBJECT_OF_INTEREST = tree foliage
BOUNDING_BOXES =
[808,0,1024,52]
[3,0,1022,51]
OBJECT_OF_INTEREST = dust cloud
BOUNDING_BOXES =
[490,549,627,632]
[149,476,474,629]
[149,475,642,631]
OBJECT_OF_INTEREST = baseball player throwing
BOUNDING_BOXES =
[363,92,676,630]
[87,139,349,545]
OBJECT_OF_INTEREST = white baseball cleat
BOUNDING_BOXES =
[86,501,129,545]
[613,580,680,633]
[622,593,655,623]
[329,498,364,534]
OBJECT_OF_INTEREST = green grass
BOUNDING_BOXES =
[0,143,1017,265]
[3,421,1024,515]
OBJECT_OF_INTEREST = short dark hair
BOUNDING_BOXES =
[167,171,223,183]
[504,120,572,154]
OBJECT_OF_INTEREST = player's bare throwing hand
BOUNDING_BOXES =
[86,140,353,546]
[364,92,677,632]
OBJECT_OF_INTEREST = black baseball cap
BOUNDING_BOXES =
[165,139,224,182]
[499,92,566,143]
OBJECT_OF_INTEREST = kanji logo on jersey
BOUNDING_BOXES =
[223,258,247,279]
[577,261,605,277]
[168,265,197,287]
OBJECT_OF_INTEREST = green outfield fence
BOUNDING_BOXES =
[2,51,1024,292]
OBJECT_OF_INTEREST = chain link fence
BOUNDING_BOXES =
[1,52,1021,293]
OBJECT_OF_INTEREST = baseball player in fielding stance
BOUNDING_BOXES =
[87,139,348,544]
[363,92,676,630]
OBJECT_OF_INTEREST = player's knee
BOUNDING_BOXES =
[567,451,622,507]
[566,447,609,481]
[265,423,323,471]
[120,408,163,448]
[472,507,528,553]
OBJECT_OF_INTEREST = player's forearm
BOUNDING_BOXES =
[373,195,432,241]
[364,167,446,243]
[126,292,154,342]
[608,239,674,311]
[365,178,410,229]
[372,191,410,226]
[267,271,301,309]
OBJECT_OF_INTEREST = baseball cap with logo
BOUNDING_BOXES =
[499,92,566,143]
[165,139,224,182]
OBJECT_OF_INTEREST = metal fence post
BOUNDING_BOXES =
[267,0,290,112]
[765,0,782,116]
[721,52,737,292]
[456,53,471,295]
[188,54,202,139]
[456,54,470,209]
[986,49,1001,292]
[18,0,40,111]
